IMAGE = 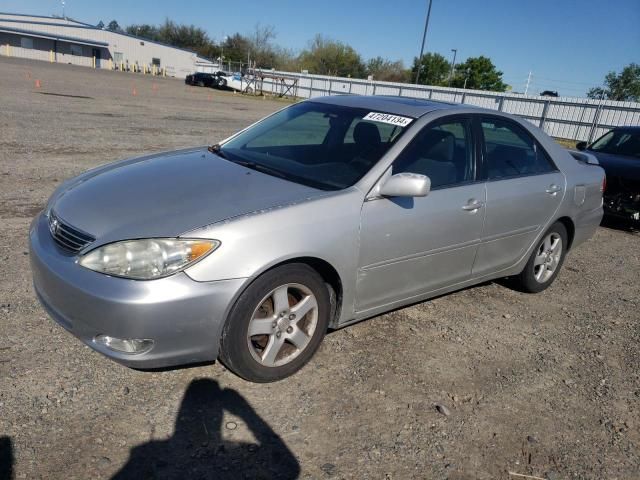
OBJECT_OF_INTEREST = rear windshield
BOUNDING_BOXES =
[219,101,411,190]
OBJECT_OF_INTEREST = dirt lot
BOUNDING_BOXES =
[0,57,639,480]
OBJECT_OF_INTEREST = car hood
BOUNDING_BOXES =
[51,147,326,246]
[589,151,640,181]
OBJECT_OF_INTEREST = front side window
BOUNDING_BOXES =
[220,102,411,190]
[590,130,640,157]
[393,118,474,189]
[481,118,556,179]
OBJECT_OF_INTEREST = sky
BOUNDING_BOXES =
[2,0,639,97]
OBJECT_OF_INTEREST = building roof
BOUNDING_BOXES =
[309,95,458,118]
[0,24,108,47]
[0,12,210,59]
[0,11,94,27]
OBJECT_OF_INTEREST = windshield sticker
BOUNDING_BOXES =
[363,112,413,127]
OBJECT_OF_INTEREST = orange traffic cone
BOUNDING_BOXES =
[34,79,41,88]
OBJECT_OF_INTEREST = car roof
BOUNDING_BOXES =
[612,125,640,132]
[308,95,461,118]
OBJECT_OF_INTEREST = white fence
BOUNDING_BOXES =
[256,70,640,142]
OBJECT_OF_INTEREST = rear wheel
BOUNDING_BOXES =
[513,222,568,293]
[219,264,330,382]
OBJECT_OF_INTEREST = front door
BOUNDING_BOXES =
[357,116,486,313]
[92,48,101,68]
[472,116,565,276]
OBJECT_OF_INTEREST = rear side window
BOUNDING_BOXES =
[393,118,474,189]
[481,118,556,179]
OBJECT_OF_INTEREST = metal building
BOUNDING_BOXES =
[0,12,214,77]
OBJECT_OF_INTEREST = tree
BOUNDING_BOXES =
[106,20,122,32]
[249,23,278,68]
[366,57,408,82]
[587,63,640,101]
[96,20,104,29]
[125,24,159,40]
[221,33,252,63]
[451,56,507,91]
[411,53,450,86]
[298,35,366,78]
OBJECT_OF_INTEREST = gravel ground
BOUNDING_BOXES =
[1,57,639,480]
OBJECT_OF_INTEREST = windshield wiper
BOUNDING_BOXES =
[230,159,290,181]
[207,143,228,159]
[208,145,298,183]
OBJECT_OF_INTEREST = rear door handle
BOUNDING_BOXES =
[545,184,562,195]
[462,200,485,212]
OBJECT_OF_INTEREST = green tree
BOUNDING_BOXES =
[298,35,366,78]
[587,63,640,101]
[157,20,212,53]
[125,24,160,40]
[221,33,252,63]
[106,20,122,32]
[366,56,409,82]
[96,20,104,29]
[451,56,507,91]
[411,53,450,86]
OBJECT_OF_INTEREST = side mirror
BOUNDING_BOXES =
[379,173,431,198]
[576,141,587,151]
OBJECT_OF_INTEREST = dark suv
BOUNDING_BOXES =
[185,72,216,87]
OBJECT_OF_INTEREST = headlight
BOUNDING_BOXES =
[78,238,219,280]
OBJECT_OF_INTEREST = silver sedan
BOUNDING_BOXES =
[30,95,605,382]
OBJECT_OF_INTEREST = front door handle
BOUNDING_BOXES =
[545,184,562,195]
[462,199,485,212]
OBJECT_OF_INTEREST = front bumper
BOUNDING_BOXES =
[29,214,247,369]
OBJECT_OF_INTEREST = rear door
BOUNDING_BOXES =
[472,116,565,276]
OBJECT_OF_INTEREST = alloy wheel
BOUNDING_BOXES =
[533,232,563,283]
[246,283,318,367]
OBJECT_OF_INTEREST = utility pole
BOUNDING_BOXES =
[463,68,470,89]
[524,71,532,95]
[61,0,66,18]
[414,0,433,85]
[448,48,457,87]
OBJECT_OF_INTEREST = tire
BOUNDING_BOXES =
[219,264,330,382]
[218,78,227,88]
[513,221,568,293]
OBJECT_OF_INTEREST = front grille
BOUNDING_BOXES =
[48,212,95,253]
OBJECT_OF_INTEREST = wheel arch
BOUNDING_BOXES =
[555,216,575,251]
[240,256,344,329]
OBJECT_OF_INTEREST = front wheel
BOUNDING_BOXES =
[219,264,330,382]
[513,221,568,293]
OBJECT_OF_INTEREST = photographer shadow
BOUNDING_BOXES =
[112,378,300,480]
[0,436,13,480]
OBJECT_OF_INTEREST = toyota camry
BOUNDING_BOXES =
[30,95,605,382]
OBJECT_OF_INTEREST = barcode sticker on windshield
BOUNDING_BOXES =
[363,112,413,127]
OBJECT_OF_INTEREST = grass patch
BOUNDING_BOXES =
[554,137,578,149]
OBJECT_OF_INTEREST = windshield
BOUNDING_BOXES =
[219,101,411,190]
[590,130,640,157]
